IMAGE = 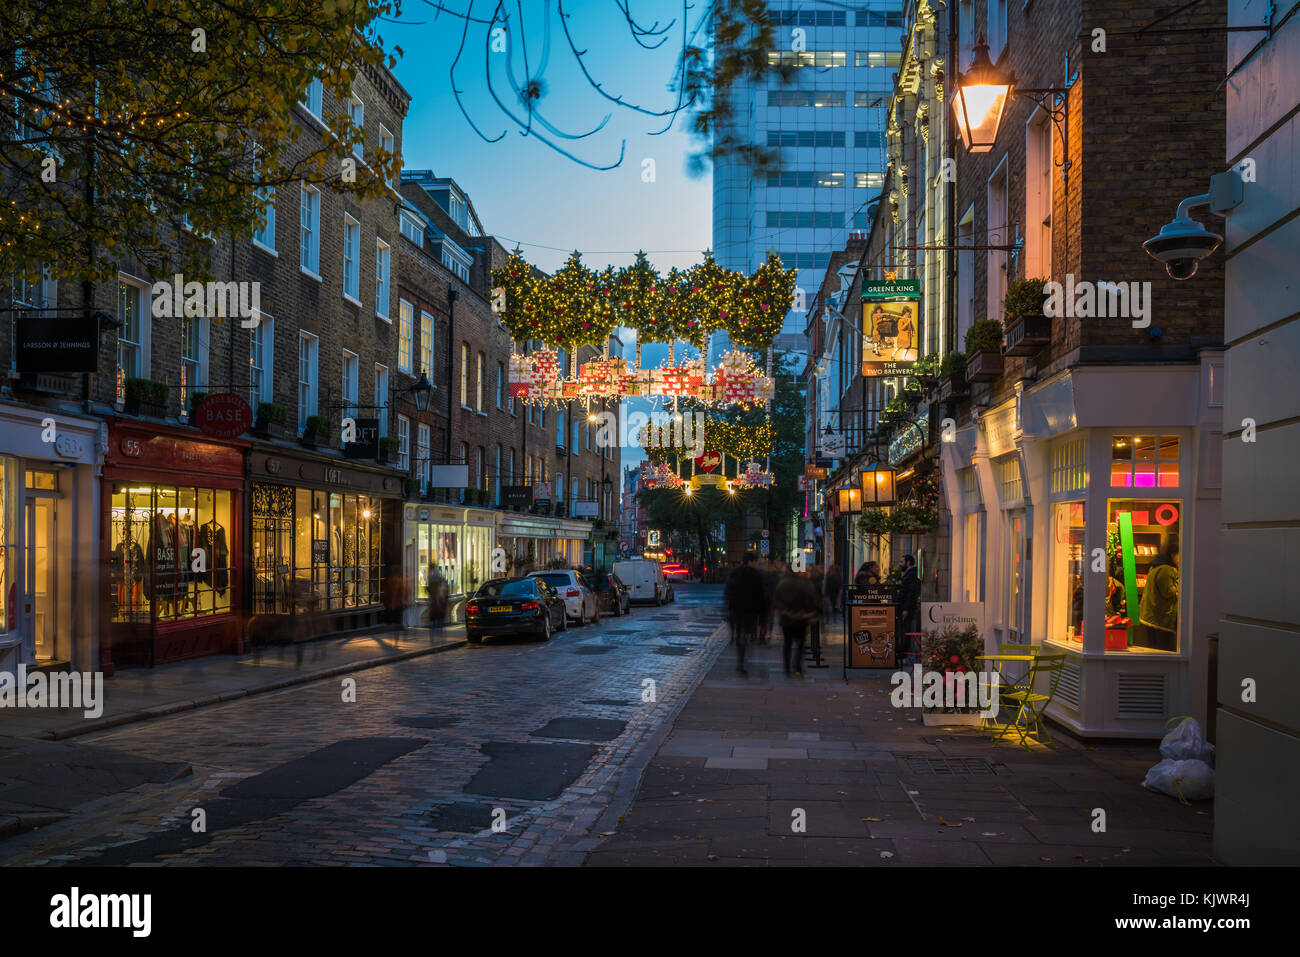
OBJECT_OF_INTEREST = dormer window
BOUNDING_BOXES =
[399,210,424,247]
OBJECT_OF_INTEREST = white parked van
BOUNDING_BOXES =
[612,559,669,605]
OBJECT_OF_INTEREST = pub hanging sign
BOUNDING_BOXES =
[861,278,920,377]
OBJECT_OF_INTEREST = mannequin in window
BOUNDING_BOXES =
[196,517,230,597]
[143,509,177,613]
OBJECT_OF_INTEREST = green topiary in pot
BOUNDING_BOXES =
[939,351,966,380]
[1002,278,1050,326]
[257,401,288,426]
[964,319,1004,357]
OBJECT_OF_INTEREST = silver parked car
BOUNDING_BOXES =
[529,569,600,625]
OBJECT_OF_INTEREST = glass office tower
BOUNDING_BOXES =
[712,1,905,359]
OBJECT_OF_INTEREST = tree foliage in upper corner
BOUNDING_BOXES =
[680,0,793,176]
[0,0,402,284]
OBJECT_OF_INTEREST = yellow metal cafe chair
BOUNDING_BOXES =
[997,653,1067,748]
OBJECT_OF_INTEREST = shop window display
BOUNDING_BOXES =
[416,524,459,597]
[1104,499,1181,652]
[110,484,232,621]
[1051,503,1086,642]
[252,484,294,614]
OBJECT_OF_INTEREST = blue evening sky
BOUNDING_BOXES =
[384,3,717,470]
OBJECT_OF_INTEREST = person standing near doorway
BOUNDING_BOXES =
[898,554,921,656]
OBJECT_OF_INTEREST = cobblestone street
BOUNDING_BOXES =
[1,588,726,867]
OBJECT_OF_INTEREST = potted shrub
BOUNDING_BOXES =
[1002,277,1052,356]
[124,377,169,417]
[188,390,209,416]
[254,401,288,438]
[938,351,968,398]
[403,477,421,498]
[301,415,332,448]
[378,435,400,465]
[965,319,1005,383]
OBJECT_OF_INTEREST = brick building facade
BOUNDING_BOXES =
[811,0,1228,737]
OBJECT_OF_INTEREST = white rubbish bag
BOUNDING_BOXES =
[1142,758,1215,802]
[1160,716,1214,763]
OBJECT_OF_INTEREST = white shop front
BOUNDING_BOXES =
[940,356,1224,738]
[401,503,497,626]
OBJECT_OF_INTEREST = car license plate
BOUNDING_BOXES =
[490,605,511,613]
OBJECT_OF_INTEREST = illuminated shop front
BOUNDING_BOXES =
[101,422,248,667]
[246,450,403,641]
[401,503,497,627]
[0,406,102,675]
[497,514,589,572]
[398,506,593,627]
[941,359,1223,738]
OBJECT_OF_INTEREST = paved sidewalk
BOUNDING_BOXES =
[0,627,463,741]
[584,619,1217,867]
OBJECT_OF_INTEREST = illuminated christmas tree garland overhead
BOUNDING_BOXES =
[492,248,793,350]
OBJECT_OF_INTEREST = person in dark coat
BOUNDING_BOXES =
[724,552,767,675]
[897,554,921,655]
[773,568,821,677]
[823,563,843,621]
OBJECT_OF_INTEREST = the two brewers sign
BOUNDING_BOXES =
[861,278,920,378]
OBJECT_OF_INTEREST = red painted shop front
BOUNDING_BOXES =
[102,421,248,668]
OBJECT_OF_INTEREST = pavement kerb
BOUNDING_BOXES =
[40,637,466,741]
[560,620,729,866]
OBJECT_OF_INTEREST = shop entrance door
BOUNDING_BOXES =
[24,496,56,662]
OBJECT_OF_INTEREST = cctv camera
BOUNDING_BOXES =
[1143,216,1222,280]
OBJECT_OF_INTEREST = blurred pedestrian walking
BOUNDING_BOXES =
[724,552,767,675]
[774,567,821,677]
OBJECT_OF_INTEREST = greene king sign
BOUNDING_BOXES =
[862,278,921,300]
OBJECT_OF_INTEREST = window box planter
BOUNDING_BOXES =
[1003,314,1053,356]
[301,416,332,449]
[254,402,288,439]
[377,436,401,465]
[124,377,169,418]
[966,350,1004,383]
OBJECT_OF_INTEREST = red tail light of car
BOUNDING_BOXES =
[466,602,480,614]
[566,588,579,597]
[520,600,540,611]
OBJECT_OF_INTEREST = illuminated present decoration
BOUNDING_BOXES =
[731,461,775,489]
[640,462,684,489]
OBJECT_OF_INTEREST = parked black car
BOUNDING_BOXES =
[594,572,631,617]
[465,577,567,643]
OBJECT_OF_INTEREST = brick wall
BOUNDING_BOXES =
[956,0,1225,410]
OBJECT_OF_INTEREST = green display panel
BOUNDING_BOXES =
[1118,511,1139,648]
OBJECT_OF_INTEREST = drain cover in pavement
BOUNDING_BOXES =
[654,645,696,656]
[394,714,461,729]
[465,741,599,800]
[572,645,615,655]
[221,738,427,800]
[531,717,627,741]
[426,802,512,833]
[902,756,996,776]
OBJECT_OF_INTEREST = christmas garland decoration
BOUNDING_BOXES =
[641,416,775,461]
[492,249,795,350]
